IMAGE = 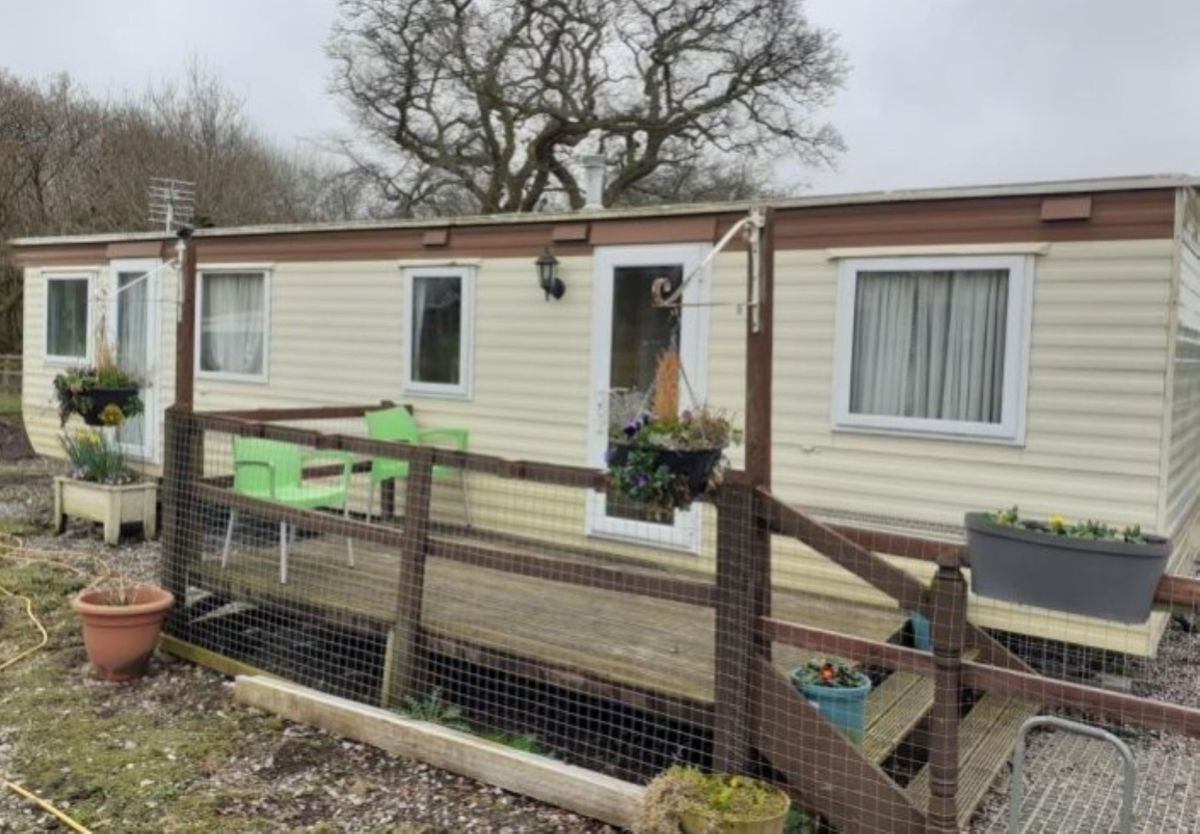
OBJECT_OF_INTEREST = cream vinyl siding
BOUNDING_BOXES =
[772,239,1173,529]
[1166,196,1200,535]
[763,239,1176,655]
[191,253,746,467]
[20,238,1178,654]
[191,251,746,577]
[23,262,178,467]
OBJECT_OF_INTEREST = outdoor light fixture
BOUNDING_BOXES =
[536,247,565,300]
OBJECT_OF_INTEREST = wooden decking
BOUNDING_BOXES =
[190,524,1034,827]
[199,527,907,705]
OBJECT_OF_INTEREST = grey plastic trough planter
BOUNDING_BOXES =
[965,512,1170,623]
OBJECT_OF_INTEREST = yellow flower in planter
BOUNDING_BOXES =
[99,404,126,427]
[1047,514,1069,533]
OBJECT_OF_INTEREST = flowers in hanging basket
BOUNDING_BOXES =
[607,408,741,517]
[52,366,144,427]
[606,350,741,517]
[791,656,867,689]
[987,505,1151,544]
[51,312,144,427]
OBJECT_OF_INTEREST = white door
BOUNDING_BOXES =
[109,259,159,462]
[586,243,711,552]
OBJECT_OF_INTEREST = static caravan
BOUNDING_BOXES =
[12,174,1200,657]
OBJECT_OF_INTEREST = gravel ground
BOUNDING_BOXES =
[969,612,1200,831]
[0,417,618,833]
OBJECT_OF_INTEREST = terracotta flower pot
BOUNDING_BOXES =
[72,585,174,681]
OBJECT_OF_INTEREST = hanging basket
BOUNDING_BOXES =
[80,387,140,426]
[609,445,724,495]
[607,443,726,516]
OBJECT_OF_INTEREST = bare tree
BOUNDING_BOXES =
[0,66,367,353]
[328,0,845,214]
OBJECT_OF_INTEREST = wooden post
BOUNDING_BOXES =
[713,484,771,773]
[744,206,775,488]
[160,407,202,609]
[388,445,434,704]
[173,236,198,411]
[927,556,968,832]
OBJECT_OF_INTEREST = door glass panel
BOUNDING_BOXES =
[605,265,682,524]
[116,271,149,450]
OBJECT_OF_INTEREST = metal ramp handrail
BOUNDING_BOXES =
[1010,715,1136,834]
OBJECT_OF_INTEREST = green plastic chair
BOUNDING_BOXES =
[364,406,472,526]
[221,436,357,583]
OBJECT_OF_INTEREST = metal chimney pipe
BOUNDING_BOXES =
[581,155,606,209]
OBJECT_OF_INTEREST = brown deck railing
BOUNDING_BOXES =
[161,405,1200,833]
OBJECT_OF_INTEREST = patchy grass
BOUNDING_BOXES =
[0,559,257,831]
[0,392,19,415]
[0,525,612,832]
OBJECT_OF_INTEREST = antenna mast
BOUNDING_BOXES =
[148,177,196,232]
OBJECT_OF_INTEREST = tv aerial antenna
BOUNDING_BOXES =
[148,177,196,232]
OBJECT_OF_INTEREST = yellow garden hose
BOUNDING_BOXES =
[0,778,93,834]
[0,582,48,672]
[0,533,99,833]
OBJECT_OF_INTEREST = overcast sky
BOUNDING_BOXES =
[1,0,1197,196]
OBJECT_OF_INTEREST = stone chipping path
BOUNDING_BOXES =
[970,591,1200,832]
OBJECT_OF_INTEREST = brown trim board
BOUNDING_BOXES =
[11,188,1176,265]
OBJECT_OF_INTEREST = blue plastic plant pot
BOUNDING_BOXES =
[792,671,872,745]
[909,612,932,651]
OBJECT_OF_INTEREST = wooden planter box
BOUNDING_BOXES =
[53,476,158,546]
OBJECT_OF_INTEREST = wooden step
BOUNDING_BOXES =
[863,671,935,763]
[862,650,979,765]
[904,694,1039,829]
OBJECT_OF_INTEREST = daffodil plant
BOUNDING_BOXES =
[60,429,136,485]
[988,506,1148,544]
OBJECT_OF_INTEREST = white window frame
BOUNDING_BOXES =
[831,253,1033,444]
[44,271,94,364]
[195,268,271,384]
[402,265,475,400]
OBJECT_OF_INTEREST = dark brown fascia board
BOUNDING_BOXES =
[9,173,1195,249]
[7,178,1186,262]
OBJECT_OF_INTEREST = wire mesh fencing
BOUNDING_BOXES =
[157,405,1200,833]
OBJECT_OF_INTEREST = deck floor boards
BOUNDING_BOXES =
[202,529,907,705]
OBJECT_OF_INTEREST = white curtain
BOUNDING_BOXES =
[116,272,149,447]
[47,279,88,358]
[201,273,264,375]
[850,270,1008,423]
[411,275,461,384]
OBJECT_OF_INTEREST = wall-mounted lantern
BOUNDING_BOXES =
[536,247,565,300]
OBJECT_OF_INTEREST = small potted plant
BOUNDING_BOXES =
[53,428,158,546]
[634,766,791,834]
[52,319,143,427]
[607,350,740,518]
[790,657,872,745]
[966,507,1171,623]
[73,571,174,681]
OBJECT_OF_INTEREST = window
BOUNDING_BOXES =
[45,273,92,361]
[403,266,473,397]
[832,255,1031,442]
[197,270,269,381]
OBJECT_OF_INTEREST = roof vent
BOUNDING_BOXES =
[581,155,606,210]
